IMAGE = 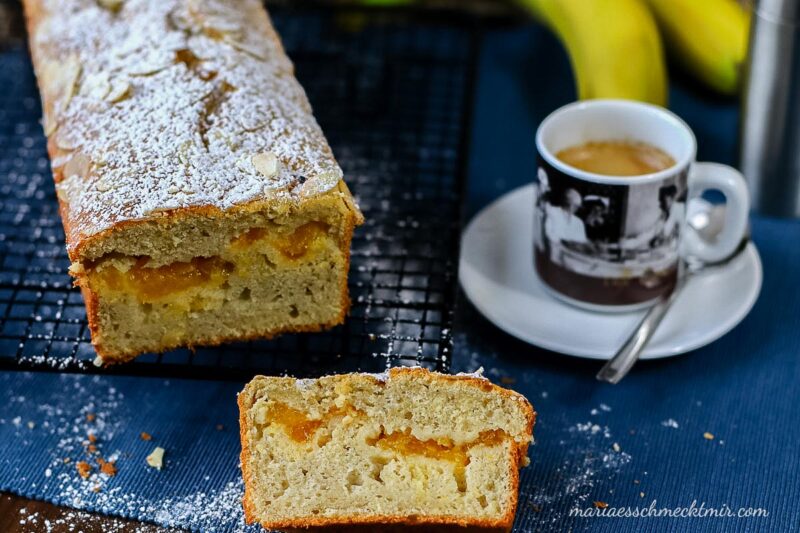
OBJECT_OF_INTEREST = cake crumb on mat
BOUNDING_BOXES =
[146,447,165,470]
[97,457,117,476]
[76,461,92,479]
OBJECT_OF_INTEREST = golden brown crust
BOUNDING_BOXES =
[283,526,511,533]
[237,368,536,532]
[238,383,258,526]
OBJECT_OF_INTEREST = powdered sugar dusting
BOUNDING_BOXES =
[2,373,256,532]
[661,418,680,429]
[30,0,343,252]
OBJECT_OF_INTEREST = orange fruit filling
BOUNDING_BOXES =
[266,402,325,443]
[91,256,234,302]
[232,221,331,259]
[265,401,364,443]
[367,428,507,466]
[265,401,509,467]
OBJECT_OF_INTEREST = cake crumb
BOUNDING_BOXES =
[593,501,608,509]
[86,413,96,422]
[140,432,152,441]
[88,433,98,443]
[63,458,71,464]
[640,492,645,498]
[76,461,92,479]
[27,421,35,429]
[612,442,620,452]
[97,457,117,476]
[703,432,715,440]
[216,424,224,431]
[146,446,165,470]
[500,376,515,384]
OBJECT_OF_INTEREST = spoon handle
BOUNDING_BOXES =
[596,274,688,384]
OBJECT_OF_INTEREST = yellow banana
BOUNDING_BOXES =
[518,0,668,106]
[645,0,749,95]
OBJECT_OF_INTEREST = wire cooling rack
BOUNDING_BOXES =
[0,3,478,379]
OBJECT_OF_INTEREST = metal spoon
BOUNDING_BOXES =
[596,205,750,384]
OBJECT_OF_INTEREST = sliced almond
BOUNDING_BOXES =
[55,184,69,203]
[42,56,82,116]
[42,116,59,137]
[226,38,267,61]
[63,153,92,181]
[82,71,111,101]
[55,129,79,152]
[105,78,131,103]
[60,56,82,113]
[127,57,171,77]
[202,18,243,41]
[252,151,279,178]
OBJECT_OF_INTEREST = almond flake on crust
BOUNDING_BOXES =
[63,153,92,181]
[252,151,279,178]
[81,71,112,101]
[105,78,132,103]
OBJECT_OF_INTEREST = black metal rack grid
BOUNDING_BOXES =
[0,4,478,379]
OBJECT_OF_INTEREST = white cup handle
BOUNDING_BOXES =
[682,162,750,263]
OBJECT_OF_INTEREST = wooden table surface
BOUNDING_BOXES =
[1,492,177,532]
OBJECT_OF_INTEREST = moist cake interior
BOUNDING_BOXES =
[74,190,357,360]
[239,371,534,529]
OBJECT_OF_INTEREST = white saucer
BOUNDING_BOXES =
[458,184,762,360]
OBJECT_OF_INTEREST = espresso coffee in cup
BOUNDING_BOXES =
[534,100,750,312]
[556,141,675,177]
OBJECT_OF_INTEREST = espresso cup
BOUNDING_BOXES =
[533,99,749,311]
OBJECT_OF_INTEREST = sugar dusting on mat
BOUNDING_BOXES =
[13,482,249,532]
[0,373,256,532]
[451,334,633,525]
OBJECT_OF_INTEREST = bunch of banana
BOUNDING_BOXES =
[516,0,750,103]
[350,0,749,101]
[517,0,667,105]
[645,0,750,96]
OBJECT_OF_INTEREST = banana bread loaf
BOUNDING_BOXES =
[23,0,363,363]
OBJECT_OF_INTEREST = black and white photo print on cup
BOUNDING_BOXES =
[534,100,749,312]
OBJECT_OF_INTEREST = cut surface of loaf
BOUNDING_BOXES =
[238,368,536,531]
[22,0,363,362]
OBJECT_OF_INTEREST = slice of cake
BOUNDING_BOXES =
[238,367,536,532]
[23,0,363,363]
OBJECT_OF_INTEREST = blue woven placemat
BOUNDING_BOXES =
[1,18,799,533]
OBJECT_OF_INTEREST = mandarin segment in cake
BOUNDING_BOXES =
[23,0,363,362]
[237,368,536,532]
